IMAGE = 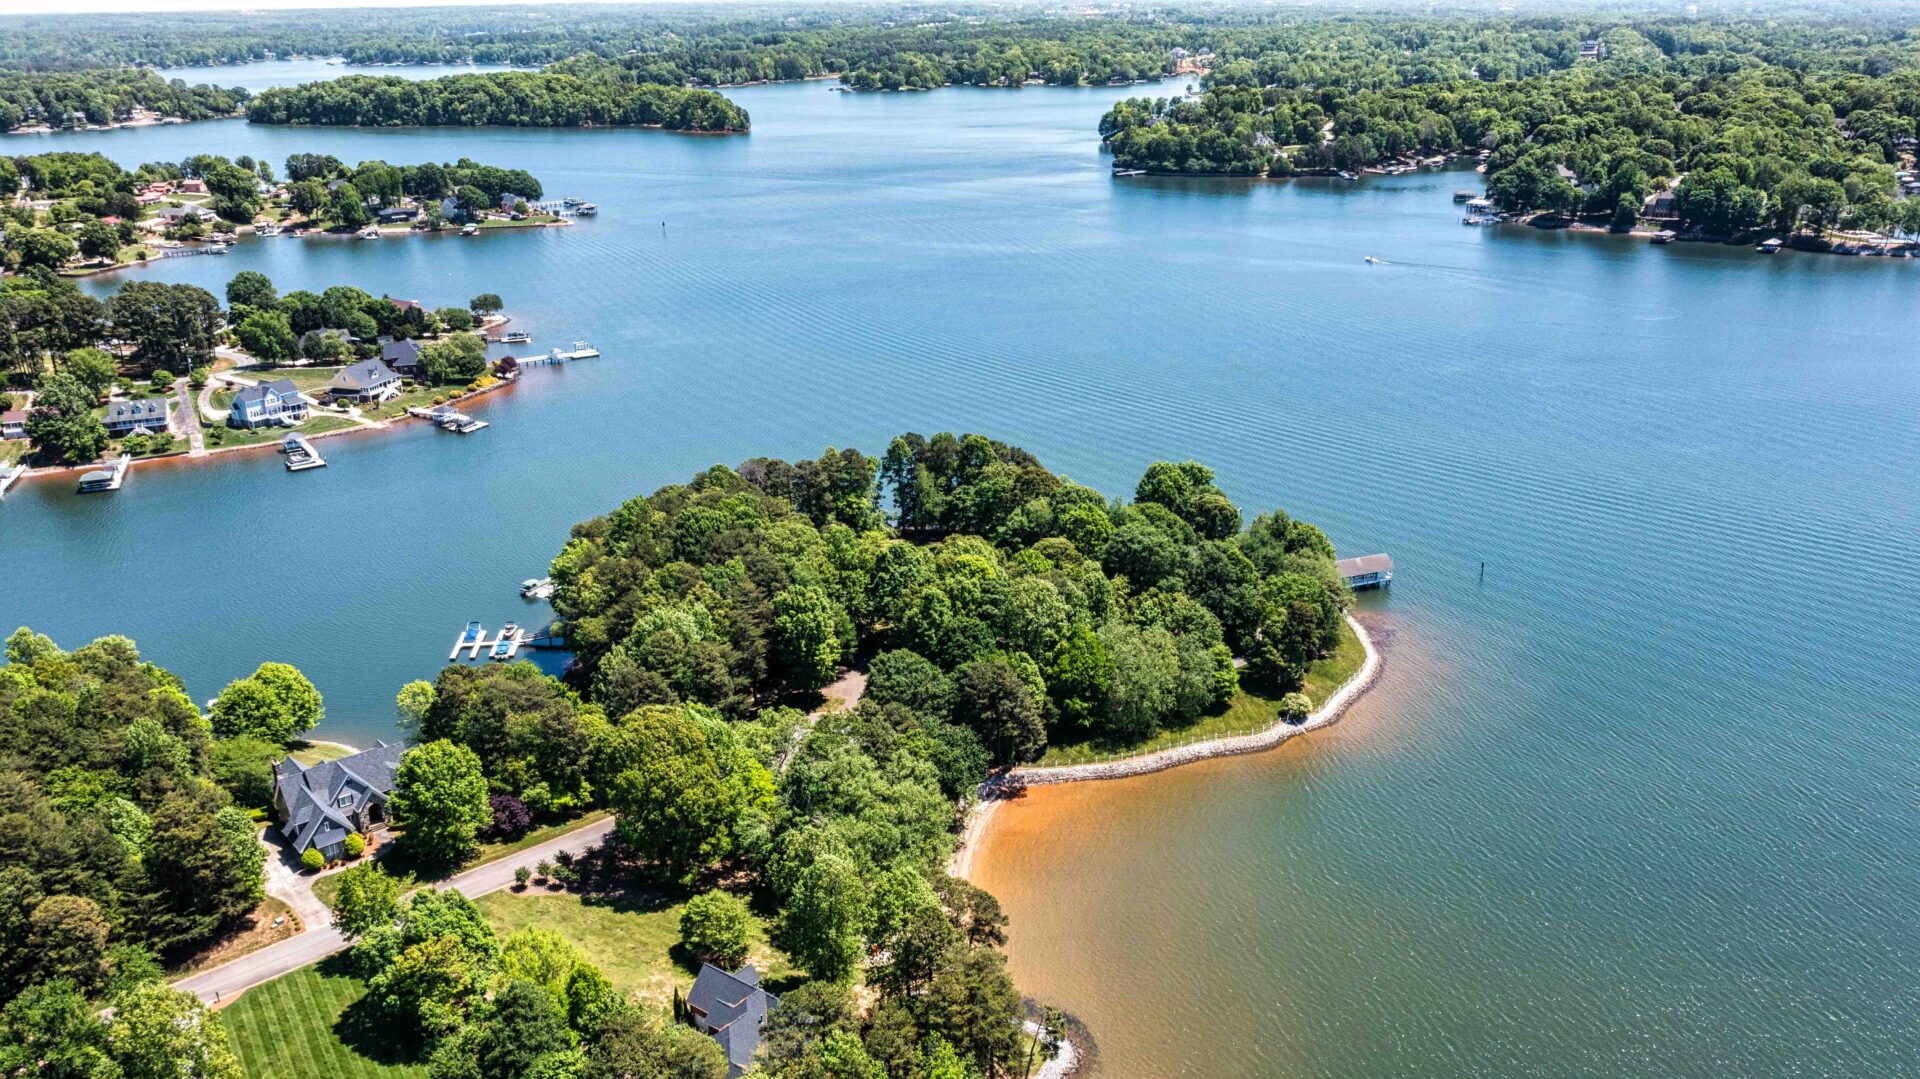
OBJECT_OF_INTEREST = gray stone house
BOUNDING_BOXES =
[273,741,407,860]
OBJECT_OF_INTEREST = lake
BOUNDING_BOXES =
[4,71,1916,1077]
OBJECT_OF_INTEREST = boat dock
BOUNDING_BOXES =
[1335,553,1394,590]
[282,433,326,471]
[78,454,131,493]
[449,622,525,661]
[0,464,22,500]
[515,341,601,367]
[408,405,490,433]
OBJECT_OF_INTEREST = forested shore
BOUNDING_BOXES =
[245,72,750,132]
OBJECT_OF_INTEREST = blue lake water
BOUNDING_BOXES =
[3,73,1915,1077]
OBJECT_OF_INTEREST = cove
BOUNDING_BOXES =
[2,74,1915,1076]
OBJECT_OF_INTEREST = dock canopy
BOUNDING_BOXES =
[1336,553,1394,589]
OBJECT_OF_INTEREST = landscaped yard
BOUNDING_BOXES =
[223,962,426,1079]
[310,810,612,910]
[1034,617,1368,766]
[473,887,803,1007]
[287,740,357,766]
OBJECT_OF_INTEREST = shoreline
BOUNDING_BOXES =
[10,355,528,489]
[951,610,1381,881]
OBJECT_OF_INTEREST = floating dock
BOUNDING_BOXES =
[282,433,326,471]
[78,454,130,493]
[449,622,525,661]
[521,577,556,600]
[408,406,489,433]
[516,341,600,367]
[0,463,22,500]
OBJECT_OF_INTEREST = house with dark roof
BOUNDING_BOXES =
[328,358,401,402]
[273,741,407,860]
[228,379,308,429]
[1335,553,1394,590]
[686,964,780,1077]
[103,397,170,436]
[380,337,425,379]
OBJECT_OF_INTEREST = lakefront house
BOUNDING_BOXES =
[273,741,407,860]
[103,397,169,436]
[328,358,401,402]
[228,379,309,428]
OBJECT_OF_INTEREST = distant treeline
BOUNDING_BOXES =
[0,68,246,131]
[1099,17,1920,237]
[245,72,749,132]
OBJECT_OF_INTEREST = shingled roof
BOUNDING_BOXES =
[687,964,780,1077]
[274,741,406,855]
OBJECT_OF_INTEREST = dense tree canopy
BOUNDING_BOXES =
[247,72,750,132]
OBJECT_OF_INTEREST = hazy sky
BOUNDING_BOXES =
[0,0,670,14]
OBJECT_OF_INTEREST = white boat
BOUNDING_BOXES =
[206,242,228,254]
[256,224,281,237]
[521,577,556,599]
[500,331,532,344]
[574,203,597,216]
[461,223,479,236]
[568,340,599,358]
[356,226,380,239]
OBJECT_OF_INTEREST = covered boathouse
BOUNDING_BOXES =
[1336,553,1394,590]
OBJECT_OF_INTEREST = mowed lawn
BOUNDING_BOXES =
[1035,617,1368,766]
[474,889,803,1008]
[223,963,425,1079]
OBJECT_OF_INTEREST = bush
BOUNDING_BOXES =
[1278,692,1314,724]
[679,890,753,968]
[150,369,174,390]
[343,832,366,858]
[301,848,325,871]
[514,865,532,889]
[188,368,209,389]
[488,793,531,839]
[536,859,554,881]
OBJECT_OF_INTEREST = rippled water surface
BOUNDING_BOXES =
[5,72,1916,1077]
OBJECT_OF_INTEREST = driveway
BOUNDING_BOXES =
[175,816,618,1005]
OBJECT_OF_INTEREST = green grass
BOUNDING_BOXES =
[1,440,30,466]
[311,811,612,910]
[223,962,427,1079]
[235,366,342,394]
[1034,618,1367,766]
[287,740,356,766]
[473,887,802,1008]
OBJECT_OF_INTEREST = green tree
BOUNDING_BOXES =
[416,334,487,384]
[601,708,737,882]
[1047,626,1114,733]
[24,372,108,463]
[582,1009,726,1079]
[208,661,321,743]
[1278,691,1314,723]
[106,984,242,1079]
[396,679,436,732]
[469,979,573,1078]
[679,890,753,967]
[14,229,76,270]
[782,854,868,982]
[62,348,117,394]
[224,270,277,310]
[389,740,492,865]
[108,282,221,373]
[233,310,296,366]
[28,895,111,993]
[922,945,1022,1076]
[208,734,282,807]
[325,182,370,229]
[952,658,1046,765]
[771,585,844,690]
[0,980,115,1077]
[332,864,403,939]
[76,218,119,261]
[468,293,504,316]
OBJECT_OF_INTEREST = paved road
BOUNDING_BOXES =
[175,816,617,1005]
[171,378,205,456]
